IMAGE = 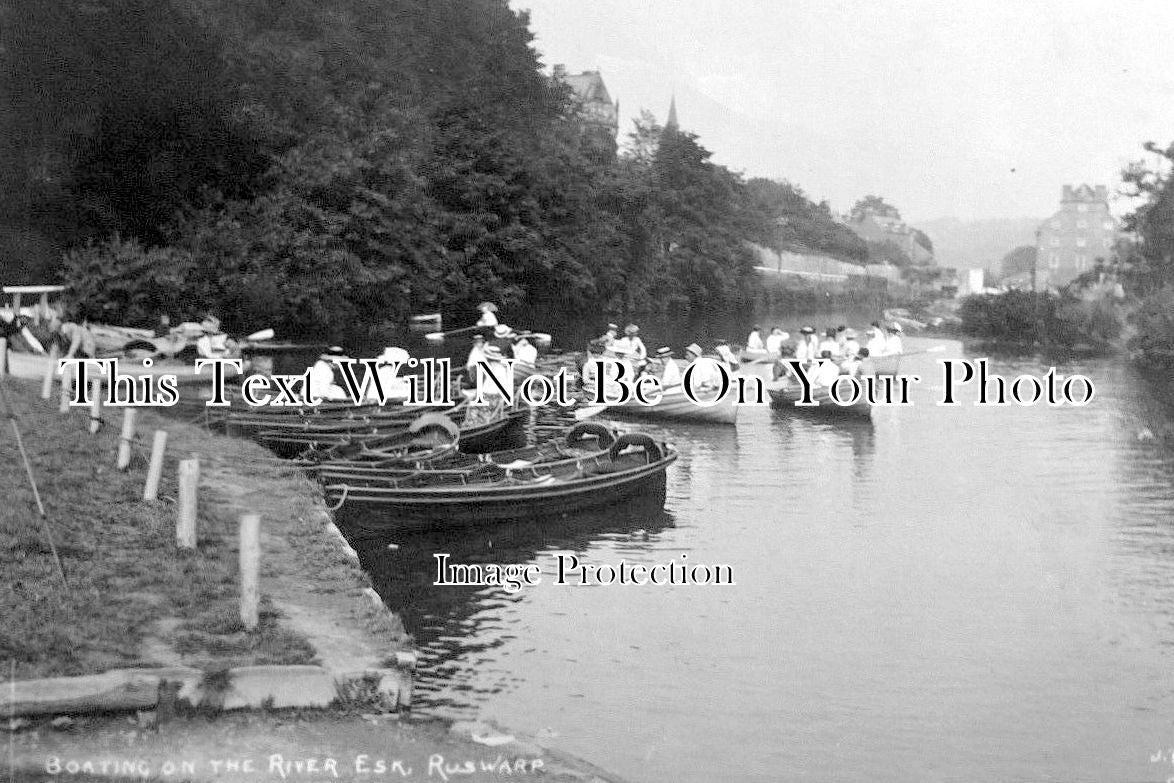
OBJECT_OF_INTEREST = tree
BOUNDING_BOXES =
[849,195,901,222]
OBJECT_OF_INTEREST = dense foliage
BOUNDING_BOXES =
[745,179,867,262]
[3,0,773,340]
[1118,141,1174,367]
[958,289,1122,348]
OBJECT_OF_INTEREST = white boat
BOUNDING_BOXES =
[598,384,739,426]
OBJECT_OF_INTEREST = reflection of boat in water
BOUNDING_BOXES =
[766,378,872,419]
[324,430,676,528]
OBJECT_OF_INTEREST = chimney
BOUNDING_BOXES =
[1095,185,1108,201]
[1062,185,1074,201]
[553,64,567,79]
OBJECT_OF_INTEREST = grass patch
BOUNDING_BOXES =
[0,378,323,678]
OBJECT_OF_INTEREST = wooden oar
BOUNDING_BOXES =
[245,328,275,342]
[425,324,482,342]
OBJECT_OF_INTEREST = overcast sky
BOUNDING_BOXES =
[511,0,1174,222]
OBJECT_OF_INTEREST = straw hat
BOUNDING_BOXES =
[320,345,349,360]
[655,346,673,358]
[625,324,640,335]
[606,323,619,332]
[800,326,815,335]
[477,302,498,313]
[493,324,513,338]
[889,322,904,332]
[378,346,410,364]
[684,343,703,357]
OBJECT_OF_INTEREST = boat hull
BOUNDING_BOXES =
[328,450,676,529]
[766,380,872,419]
[601,386,738,425]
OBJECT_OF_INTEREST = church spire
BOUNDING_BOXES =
[665,95,678,131]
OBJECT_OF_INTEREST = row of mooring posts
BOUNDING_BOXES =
[14,352,263,631]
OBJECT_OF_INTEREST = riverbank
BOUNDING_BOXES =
[1,375,629,783]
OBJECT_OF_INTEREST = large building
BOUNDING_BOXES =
[1035,184,1118,288]
[845,209,934,265]
[552,65,619,158]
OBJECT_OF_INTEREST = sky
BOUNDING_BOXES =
[510,0,1174,222]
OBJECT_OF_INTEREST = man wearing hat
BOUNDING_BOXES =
[310,346,351,401]
[476,302,499,328]
[491,323,515,353]
[746,325,765,352]
[814,349,841,388]
[598,323,619,347]
[465,334,487,371]
[655,346,683,387]
[795,327,819,365]
[372,346,412,401]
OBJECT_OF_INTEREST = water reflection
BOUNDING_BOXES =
[342,342,1174,783]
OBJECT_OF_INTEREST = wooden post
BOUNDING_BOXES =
[58,362,73,413]
[176,458,199,549]
[239,514,260,631]
[40,342,59,399]
[117,408,138,470]
[0,337,7,376]
[143,430,168,501]
[88,376,103,434]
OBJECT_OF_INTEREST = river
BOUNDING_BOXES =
[351,331,1174,783]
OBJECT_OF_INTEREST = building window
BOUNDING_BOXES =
[1076,238,1087,247]
[1076,219,1087,228]
[1077,204,1088,212]
[1049,253,1060,269]
[1103,221,1114,230]
[1076,254,1086,269]
[1050,237,1060,246]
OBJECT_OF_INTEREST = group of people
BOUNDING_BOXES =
[778,320,905,388]
[583,322,742,392]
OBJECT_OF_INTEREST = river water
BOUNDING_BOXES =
[353,331,1174,783]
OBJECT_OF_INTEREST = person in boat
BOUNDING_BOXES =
[309,346,351,401]
[866,321,887,356]
[885,322,905,355]
[610,324,647,376]
[817,328,840,359]
[196,314,237,359]
[746,325,765,353]
[841,346,869,377]
[713,339,740,372]
[841,329,861,360]
[765,327,789,356]
[793,326,818,366]
[476,302,499,328]
[683,343,723,390]
[655,346,683,387]
[373,346,412,401]
[813,349,842,388]
[598,323,619,347]
[465,334,487,371]
[491,323,514,353]
[511,333,537,367]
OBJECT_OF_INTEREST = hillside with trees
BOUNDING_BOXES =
[0,0,768,340]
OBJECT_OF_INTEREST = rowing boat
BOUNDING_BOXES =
[596,384,739,425]
[324,429,675,527]
[765,378,871,419]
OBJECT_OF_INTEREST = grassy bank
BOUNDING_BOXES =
[0,376,405,679]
